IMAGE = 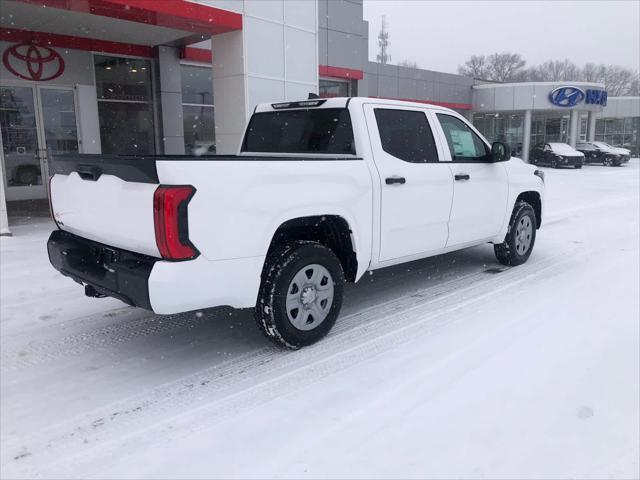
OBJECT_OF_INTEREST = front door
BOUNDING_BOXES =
[433,112,509,247]
[0,85,79,201]
[364,104,454,263]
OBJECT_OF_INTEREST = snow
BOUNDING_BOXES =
[1,161,639,479]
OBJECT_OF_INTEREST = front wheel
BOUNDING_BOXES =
[494,201,537,266]
[551,158,559,169]
[603,157,613,167]
[255,241,344,349]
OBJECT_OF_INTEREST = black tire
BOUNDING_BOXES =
[574,164,582,169]
[551,158,559,169]
[603,157,612,167]
[494,201,537,266]
[255,241,345,349]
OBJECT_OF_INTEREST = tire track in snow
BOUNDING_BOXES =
[0,309,217,373]
[0,252,487,373]
[1,249,573,477]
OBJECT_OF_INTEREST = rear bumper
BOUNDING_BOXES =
[47,230,156,310]
[48,230,266,314]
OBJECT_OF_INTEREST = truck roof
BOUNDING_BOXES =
[254,96,459,114]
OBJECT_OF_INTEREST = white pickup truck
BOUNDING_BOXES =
[48,97,545,348]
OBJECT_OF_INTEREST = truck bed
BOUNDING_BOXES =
[49,153,372,264]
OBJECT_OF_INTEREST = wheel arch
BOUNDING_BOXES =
[515,191,542,228]
[265,215,359,282]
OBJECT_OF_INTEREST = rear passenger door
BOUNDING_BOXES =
[364,105,454,263]
[433,113,509,247]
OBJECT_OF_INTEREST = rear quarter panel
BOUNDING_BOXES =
[156,159,374,279]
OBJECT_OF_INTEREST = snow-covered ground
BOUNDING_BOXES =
[1,161,639,479]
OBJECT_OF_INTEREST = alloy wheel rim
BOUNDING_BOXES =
[285,264,334,330]
[515,215,533,255]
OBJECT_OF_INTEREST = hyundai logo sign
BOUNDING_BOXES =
[549,86,585,107]
[549,86,607,107]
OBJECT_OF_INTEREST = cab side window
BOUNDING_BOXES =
[436,113,489,162]
[374,108,439,163]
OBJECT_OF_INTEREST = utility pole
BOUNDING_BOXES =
[376,15,390,65]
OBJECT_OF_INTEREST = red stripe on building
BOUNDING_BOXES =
[369,96,473,111]
[0,27,154,57]
[319,65,364,81]
[180,47,213,64]
[13,0,242,37]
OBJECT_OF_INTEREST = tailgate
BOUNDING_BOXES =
[50,155,161,257]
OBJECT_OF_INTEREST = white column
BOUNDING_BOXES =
[569,109,580,148]
[212,30,248,154]
[156,46,185,154]
[522,109,532,163]
[0,150,11,237]
[587,111,597,141]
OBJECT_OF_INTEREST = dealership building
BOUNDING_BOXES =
[1,0,639,226]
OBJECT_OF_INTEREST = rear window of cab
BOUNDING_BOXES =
[242,108,355,155]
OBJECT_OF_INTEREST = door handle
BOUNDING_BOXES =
[454,174,470,181]
[385,176,406,185]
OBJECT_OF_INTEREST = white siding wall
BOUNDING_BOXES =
[190,0,319,152]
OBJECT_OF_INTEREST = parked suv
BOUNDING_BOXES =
[529,142,584,169]
[576,142,626,166]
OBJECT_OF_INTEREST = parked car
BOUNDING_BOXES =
[529,142,584,169]
[47,97,545,349]
[601,143,631,163]
[576,141,626,166]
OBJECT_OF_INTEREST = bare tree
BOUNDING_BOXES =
[457,55,490,79]
[376,15,391,65]
[458,53,639,95]
[528,59,581,82]
[600,65,639,96]
[458,53,526,82]
[398,59,419,69]
[487,53,527,82]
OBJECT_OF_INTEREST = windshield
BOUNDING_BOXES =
[242,108,355,155]
[548,143,577,154]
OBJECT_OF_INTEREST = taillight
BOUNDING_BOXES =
[153,185,199,261]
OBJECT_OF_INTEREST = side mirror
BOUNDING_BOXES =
[491,141,511,162]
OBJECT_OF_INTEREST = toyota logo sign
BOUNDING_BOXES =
[548,86,586,108]
[2,43,65,81]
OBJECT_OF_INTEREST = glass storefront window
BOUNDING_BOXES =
[183,105,215,155]
[595,116,640,154]
[181,65,213,105]
[94,56,152,102]
[98,102,155,155]
[472,113,523,155]
[39,89,79,155]
[181,65,215,155]
[319,79,350,98]
[0,86,41,186]
[94,55,155,154]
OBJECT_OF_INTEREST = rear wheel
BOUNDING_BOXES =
[255,241,344,349]
[574,164,582,169]
[551,158,559,169]
[494,201,537,266]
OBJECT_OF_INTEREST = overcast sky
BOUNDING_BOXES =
[363,1,640,74]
